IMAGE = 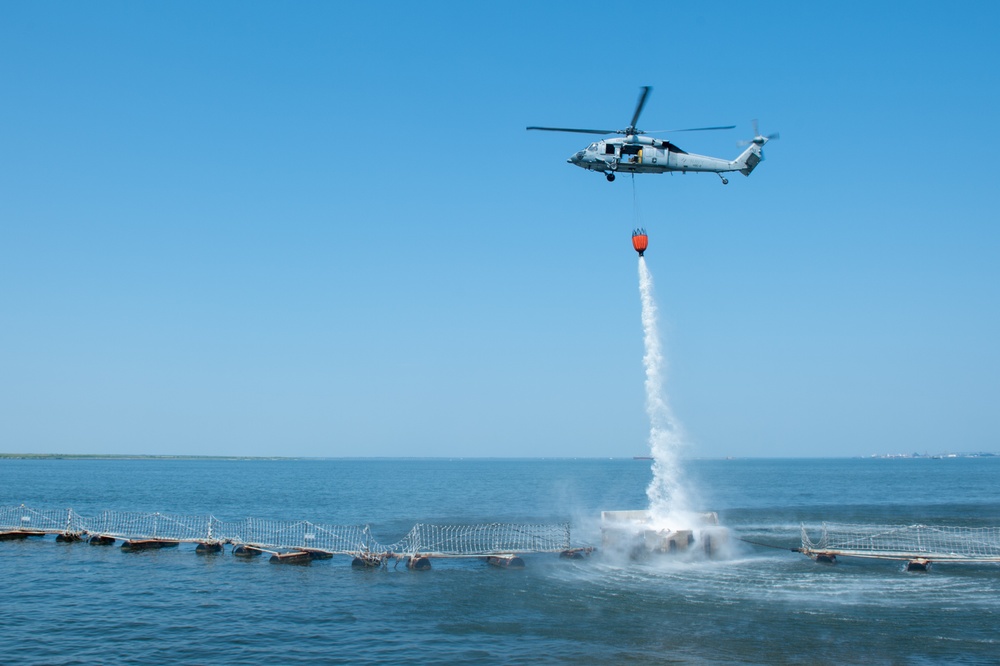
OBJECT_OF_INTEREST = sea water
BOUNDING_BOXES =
[1,457,998,664]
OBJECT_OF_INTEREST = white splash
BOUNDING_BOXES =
[638,257,696,530]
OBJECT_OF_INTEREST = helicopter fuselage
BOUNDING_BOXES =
[567,134,763,179]
[528,86,776,184]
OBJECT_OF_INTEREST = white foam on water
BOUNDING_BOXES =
[637,257,697,531]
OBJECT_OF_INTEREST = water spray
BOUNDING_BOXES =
[635,247,691,528]
[599,230,728,560]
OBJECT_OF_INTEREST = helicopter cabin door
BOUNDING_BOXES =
[620,143,642,167]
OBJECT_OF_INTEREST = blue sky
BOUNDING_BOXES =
[2,2,997,458]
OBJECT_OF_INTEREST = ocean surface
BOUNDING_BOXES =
[1,457,998,664]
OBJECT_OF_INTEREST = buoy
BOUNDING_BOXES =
[406,555,432,570]
[486,555,525,569]
[632,228,648,256]
[195,542,223,555]
[232,544,263,558]
[89,535,116,546]
[351,553,386,568]
[906,558,931,572]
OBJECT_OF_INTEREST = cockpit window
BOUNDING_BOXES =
[588,143,598,152]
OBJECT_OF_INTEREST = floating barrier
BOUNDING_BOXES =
[799,523,1000,568]
[0,504,576,568]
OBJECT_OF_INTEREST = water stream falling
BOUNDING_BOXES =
[637,256,696,530]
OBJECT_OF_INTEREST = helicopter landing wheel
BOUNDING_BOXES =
[606,173,616,182]
[721,177,728,185]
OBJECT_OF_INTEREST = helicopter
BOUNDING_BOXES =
[527,86,778,184]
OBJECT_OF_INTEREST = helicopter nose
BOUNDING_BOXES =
[568,150,584,164]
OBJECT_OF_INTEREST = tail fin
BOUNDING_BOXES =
[734,122,778,176]
[734,143,763,176]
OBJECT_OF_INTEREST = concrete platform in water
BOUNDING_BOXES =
[601,510,729,558]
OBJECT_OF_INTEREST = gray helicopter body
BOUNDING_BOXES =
[528,86,776,184]
[568,134,765,181]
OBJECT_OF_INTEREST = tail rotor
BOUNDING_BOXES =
[738,119,780,147]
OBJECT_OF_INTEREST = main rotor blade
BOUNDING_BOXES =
[646,125,737,133]
[526,126,617,135]
[629,86,652,130]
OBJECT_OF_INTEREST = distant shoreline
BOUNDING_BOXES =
[0,453,293,461]
[2,453,996,461]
